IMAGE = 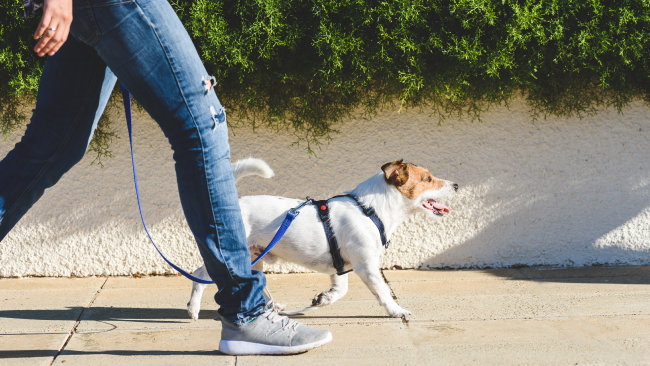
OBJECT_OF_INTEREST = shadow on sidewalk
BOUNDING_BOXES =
[0,306,389,325]
[0,349,222,359]
[0,307,218,323]
[478,265,650,284]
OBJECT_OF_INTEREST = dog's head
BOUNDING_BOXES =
[381,160,458,217]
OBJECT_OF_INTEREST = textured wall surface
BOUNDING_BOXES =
[1,98,649,277]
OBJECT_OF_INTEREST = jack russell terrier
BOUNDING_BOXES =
[187,158,457,318]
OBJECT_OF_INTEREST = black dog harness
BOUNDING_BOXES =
[313,194,389,275]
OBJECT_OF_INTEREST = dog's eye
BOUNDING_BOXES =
[426,176,432,182]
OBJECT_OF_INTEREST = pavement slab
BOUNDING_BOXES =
[385,268,650,322]
[0,277,106,366]
[0,266,648,365]
[0,334,66,366]
[52,328,232,366]
[0,277,106,333]
[77,276,217,333]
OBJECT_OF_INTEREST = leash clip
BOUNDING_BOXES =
[289,197,313,216]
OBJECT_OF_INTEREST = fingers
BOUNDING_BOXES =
[33,13,53,41]
[35,23,68,57]
[33,0,73,57]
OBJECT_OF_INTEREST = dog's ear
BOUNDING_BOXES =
[381,160,409,187]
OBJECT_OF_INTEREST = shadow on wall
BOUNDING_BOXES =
[419,107,650,269]
[425,176,650,268]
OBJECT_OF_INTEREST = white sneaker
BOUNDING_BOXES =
[218,307,332,355]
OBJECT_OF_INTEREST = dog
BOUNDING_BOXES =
[187,158,457,319]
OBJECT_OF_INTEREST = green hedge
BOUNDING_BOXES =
[2,0,649,155]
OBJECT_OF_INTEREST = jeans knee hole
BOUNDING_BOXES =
[210,106,226,130]
[202,75,217,93]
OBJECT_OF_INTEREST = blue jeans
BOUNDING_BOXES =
[0,0,266,324]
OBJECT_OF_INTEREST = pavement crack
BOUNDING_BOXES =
[49,277,108,365]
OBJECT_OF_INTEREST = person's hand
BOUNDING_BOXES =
[33,0,73,57]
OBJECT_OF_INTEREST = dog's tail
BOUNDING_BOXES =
[232,158,274,183]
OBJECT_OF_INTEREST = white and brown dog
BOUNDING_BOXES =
[187,158,457,319]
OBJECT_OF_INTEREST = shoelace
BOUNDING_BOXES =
[262,289,299,334]
[262,308,299,337]
[264,308,299,328]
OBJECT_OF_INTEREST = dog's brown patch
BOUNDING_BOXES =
[382,160,445,199]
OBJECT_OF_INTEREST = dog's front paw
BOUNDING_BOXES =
[387,306,411,318]
[311,291,334,307]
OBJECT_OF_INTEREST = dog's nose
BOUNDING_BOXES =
[453,183,459,192]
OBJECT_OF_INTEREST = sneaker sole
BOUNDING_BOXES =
[219,331,333,355]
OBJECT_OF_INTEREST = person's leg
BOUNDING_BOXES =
[76,0,331,353]
[75,0,268,324]
[0,37,116,240]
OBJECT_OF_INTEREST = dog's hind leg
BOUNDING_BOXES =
[187,265,210,320]
[312,273,349,307]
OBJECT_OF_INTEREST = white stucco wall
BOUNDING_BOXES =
[1,97,649,277]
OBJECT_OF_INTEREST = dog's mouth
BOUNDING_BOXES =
[422,199,450,216]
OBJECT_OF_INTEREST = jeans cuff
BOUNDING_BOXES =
[219,303,267,326]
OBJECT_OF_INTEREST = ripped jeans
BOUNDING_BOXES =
[0,0,266,324]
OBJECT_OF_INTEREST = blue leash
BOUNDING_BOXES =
[251,198,312,266]
[120,85,303,284]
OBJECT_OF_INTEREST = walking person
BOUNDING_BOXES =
[1,0,332,355]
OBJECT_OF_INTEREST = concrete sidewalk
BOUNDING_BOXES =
[1,266,649,365]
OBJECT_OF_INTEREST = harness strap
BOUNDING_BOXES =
[313,194,389,276]
[339,194,390,248]
[313,200,351,276]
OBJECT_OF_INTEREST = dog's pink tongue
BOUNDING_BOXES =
[431,200,450,213]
